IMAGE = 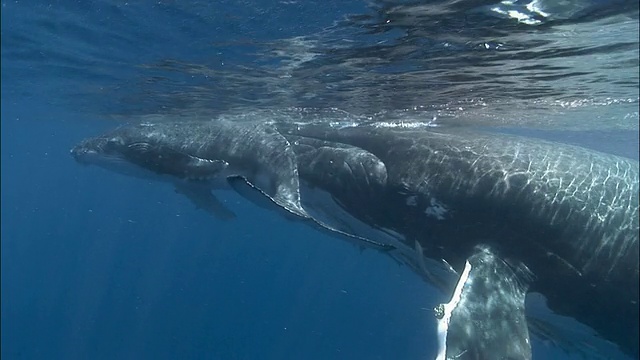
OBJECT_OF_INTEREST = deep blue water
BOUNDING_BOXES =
[2,1,638,359]
[2,99,439,359]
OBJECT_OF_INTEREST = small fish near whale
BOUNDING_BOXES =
[71,119,639,359]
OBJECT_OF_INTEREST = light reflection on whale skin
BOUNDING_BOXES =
[72,119,639,359]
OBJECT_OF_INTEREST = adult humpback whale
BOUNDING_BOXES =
[71,119,639,359]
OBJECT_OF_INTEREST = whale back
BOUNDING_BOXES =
[276,122,639,356]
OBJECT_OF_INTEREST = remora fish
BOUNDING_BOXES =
[72,119,639,359]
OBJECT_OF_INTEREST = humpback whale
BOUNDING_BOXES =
[71,119,639,359]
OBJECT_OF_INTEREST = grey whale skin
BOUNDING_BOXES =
[71,120,639,359]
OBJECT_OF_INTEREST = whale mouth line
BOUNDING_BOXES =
[71,146,126,166]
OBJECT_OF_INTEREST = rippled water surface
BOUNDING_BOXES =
[3,0,638,129]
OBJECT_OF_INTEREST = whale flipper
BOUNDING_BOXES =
[173,181,236,220]
[435,246,532,360]
[227,175,307,220]
[227,175,395,251]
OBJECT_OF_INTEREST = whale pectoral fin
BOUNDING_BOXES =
[227,175,308,220]
[173,181,236,220]
[435,246,533,360]
[228,175,396,251]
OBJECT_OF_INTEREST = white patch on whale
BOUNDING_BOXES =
[406,195,418,206]
[436,260,472,360]
[425,197,449,220]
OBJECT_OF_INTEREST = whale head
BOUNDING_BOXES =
[71,121,311,217]
[71,125,229,181]
[71,127,142,173]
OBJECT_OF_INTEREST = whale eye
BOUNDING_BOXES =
[327,159,336,176]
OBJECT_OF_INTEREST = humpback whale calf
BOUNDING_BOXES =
[71,119,639,359]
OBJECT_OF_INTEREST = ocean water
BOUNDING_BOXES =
[1,1,638,359]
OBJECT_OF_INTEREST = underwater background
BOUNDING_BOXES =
[2,1,638,359]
